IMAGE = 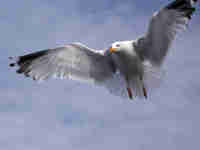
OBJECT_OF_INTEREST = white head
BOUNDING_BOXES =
[109,41,133,54]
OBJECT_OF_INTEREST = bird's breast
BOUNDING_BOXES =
[112,51,143,77]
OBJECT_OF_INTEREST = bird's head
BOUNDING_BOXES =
[109,41,133,54]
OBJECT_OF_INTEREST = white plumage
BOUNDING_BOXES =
[9,0,198,100]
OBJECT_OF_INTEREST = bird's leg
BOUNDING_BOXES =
[125,76,133,100]
[127,87,133,100]
[142,85,147,99]
[140,76,148,99]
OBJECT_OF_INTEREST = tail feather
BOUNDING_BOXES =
[129,77,145,99]
[104,72,155,100]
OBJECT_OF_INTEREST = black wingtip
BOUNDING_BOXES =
[9,63,16,67]
[8,56,13,60]
[166,0,186,10]
[9,56,18,67]
[166,0,198,10]
[166,0,197,19]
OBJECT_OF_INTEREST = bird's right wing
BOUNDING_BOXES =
[9,43,116,84]
[136,0,198,67]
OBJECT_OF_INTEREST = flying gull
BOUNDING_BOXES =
[9,0,198,100]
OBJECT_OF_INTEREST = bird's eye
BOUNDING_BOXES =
[116,44,120,47]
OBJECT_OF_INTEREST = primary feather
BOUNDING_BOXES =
[135,0,197,66]
[10,43,115,83]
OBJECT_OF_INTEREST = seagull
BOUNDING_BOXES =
[9,0,198,100]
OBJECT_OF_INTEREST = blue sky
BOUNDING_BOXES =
[1,0,200,149]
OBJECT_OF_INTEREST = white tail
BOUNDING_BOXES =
[104,62,165,100]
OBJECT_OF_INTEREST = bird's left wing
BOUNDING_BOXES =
[9,43,116,83]
[135,0,198,67]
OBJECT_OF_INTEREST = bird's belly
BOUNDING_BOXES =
[117,55,143,78]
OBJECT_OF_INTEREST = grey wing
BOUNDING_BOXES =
[9,43,116,83]
[136,0,198,66]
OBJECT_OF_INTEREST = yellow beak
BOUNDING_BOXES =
[109,47,116,53]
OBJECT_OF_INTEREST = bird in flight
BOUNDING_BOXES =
[9,0,198,100]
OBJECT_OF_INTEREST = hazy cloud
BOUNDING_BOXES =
[0,0,200,149]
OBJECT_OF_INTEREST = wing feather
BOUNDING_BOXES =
[9,43,116,83]
[136,0,198,66]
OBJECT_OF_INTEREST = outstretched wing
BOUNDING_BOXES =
[9,43,116,83]
[136,0,198,66]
